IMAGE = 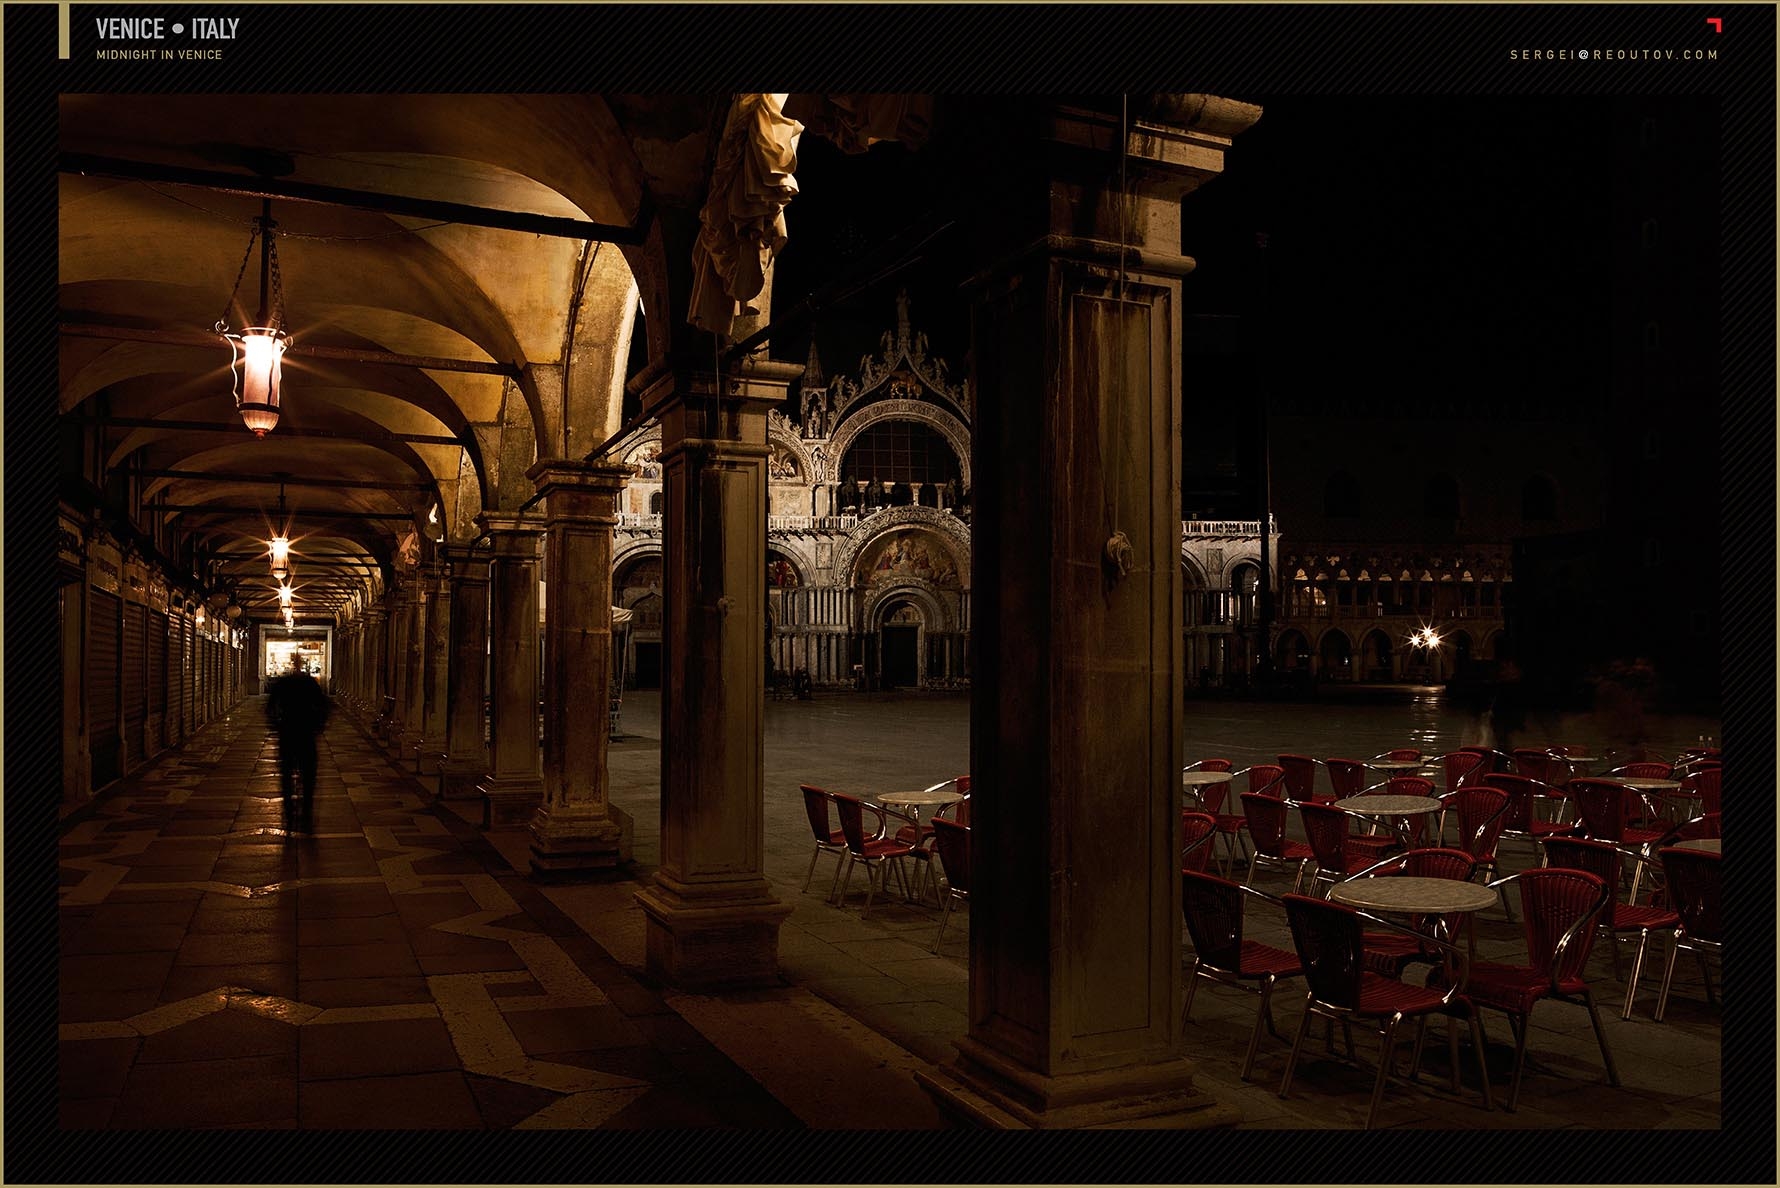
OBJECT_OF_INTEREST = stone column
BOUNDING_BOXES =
[526,460,633,876]
[400,585,428,756]
[916,97,1260,1129]
[418,574,451,773]
[634,360,799,988]
[365,604,388,726]
[440,549,491,800]
[383,581,416,752]
[477,514,545,826]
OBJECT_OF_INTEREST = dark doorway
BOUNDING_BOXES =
[632,642,661,689]
[881,626,919,689]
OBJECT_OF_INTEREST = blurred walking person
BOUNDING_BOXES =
[267,659,331,818]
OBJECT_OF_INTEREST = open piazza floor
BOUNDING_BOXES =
[60,686,1723,1131]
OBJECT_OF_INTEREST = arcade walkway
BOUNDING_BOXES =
[57,702,935,1129]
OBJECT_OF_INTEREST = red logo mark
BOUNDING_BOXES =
[1705,17,1722,32]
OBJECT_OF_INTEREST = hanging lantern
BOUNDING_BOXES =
[226,326,287,436]
[269,536,291,579]
[277,583,294,609]
[216,199,290,437]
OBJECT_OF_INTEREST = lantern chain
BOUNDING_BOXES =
[266,232,288,330]
[214,225,260,332]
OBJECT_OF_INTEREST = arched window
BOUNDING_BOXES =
[840,419,961,491]
[1324,471,1362,518]
[1521,475,1557,522]
[648,491,664,515]
[1423,474,1460,520]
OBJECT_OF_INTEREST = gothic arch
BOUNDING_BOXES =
[862,580,955,634]
[833,505,972,590]
[828,402,972,493]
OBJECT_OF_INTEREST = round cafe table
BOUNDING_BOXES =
[1329,875,1500,916]
[1332,794,1442,848]
[1672,838,1721,853]
[1181,769,1233,808]
[1366,759,1426,774]
[1617,776,1684,819]
[877,789,965,902]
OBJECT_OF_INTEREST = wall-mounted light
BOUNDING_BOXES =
[216,199,290,437]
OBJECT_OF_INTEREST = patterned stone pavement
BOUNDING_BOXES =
[61,690,1724,1131]
[57,704,800,1129]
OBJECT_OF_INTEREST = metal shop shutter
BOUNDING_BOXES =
[88,590,121,788]
[122,602,147,764]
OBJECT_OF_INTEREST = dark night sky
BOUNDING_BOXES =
[774,96,1622,406]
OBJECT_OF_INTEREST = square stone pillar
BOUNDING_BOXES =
[418,574,451,774]
[363,606,388,722]
[398,584,428,755]
[439,549,490,800]
[477,514,545,826]
[916,97,1260,1130]
[525,460,634,877]
[633,359,801,988]
[381,585,415,747]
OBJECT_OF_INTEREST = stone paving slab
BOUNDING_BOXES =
[57,705,801,1129]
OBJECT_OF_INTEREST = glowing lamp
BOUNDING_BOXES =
[226,326,286,436]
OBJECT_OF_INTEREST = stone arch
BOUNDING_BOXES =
[1275,628,1311,671]
[1317,627,1354,680]
[765,545,808,588]
[828,402,972,493]
[612,545,663,587]
[1359,628,1394,681]
[1226,557,1263,590]
[833,506,972,591]
[862,581,954,634]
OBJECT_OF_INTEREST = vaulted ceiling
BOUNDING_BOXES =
[59,93,722,626]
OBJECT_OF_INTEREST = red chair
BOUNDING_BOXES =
[1439,784,1512,887]
[1542,837,1680,1020]
[1661,813,1720,844]
[1324,757,1368,799]
[1569,778,1667,899]
[1240,791,1315,893]
[1653,847,1722,1022]
[1189,760,1245,876]
[1608,760,1675,780]
[830,791,914,917]
[1277,893,1492,1128]
[1278,754,1328,803]
[1678,766,1721,820]
[799,784,849,896]
[1375,748,1423,763]
[1438,749,1489,795]
[1180,871,1302,1082]
[1482,772,1575,851]
[1181,811,1218,873]
[1436,867,1618,1111]
[1512,748,1562,786]
[1299,801,1392,897]
[928,816,971,953]
[1244,763,1287,798]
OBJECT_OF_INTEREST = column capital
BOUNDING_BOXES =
[641,357,804,421]
[475,512,544,558]
[525,459,632,524]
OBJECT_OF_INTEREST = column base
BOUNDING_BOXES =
[634,874,793,991]
[439,758,488,801]
[479,774,545,828]
[915,1036,1238,1130]
[528,804,633,879]
[417,737,447,774]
